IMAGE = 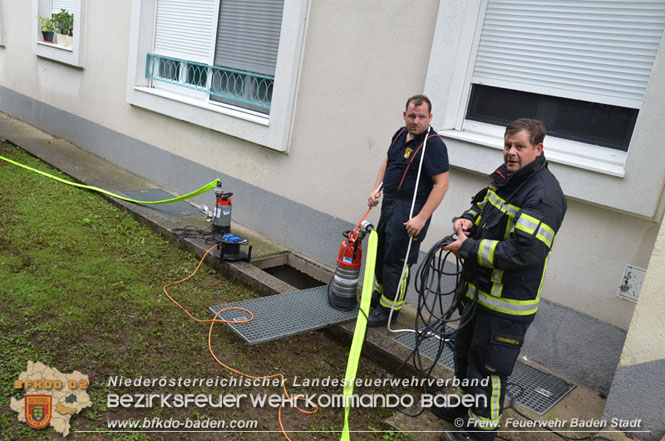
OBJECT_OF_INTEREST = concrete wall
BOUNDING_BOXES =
[1,0,663,392]
[604,219,665,440]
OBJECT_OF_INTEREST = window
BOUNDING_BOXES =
[0,0,5,47]
[432,0,665,176]
[461,0,665,154]
[32,0,86,67]
[127,0,309,152]
[148,0,284,114]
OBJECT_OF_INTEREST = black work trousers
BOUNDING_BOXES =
[374,195,430,310]
[453,307,530,440]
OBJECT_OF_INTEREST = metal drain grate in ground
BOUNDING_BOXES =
[393,331,575,415]
[209,285,358,344]
[121,189,201,219]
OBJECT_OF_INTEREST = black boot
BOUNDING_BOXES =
[431,403,467,423]
[366,305,398,327]
[370,290,382,308]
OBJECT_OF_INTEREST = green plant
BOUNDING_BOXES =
[36,15,56,33]
[52,9,73,36]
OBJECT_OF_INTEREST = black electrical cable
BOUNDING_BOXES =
[161,225,221,260]
[383,233,481,418]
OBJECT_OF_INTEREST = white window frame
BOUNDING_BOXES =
[32,0,86,67]
[445,0,644,177]
[425,0,665,219]
[0,0,6,47]
[126,0,309,153]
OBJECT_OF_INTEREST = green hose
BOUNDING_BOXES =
[0,154,218,204]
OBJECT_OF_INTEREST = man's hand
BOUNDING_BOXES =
[453,218,473,234]
[368,190,381,208]
[443,226,468,258]
[404,215,426,237]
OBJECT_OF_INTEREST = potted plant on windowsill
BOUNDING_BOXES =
[37,16,56,42]
[53,9,73,49]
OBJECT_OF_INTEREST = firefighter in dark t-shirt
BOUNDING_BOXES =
[366,94,450,327]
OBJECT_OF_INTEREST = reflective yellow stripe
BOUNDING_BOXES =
[515,213,539,235]
[478,239,499,268]
[490,270,504,298]
[379,265,409,310]
[490,375,501,421]
[465,283,539,316]
[487,190,519,218]
[374,281,383,294]
[515,213,556,249]
[468,409,500,430]
[536,223,555,248]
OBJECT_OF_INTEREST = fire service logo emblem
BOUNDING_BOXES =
[25,395,52,429]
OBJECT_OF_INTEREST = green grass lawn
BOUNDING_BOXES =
[0,143,415,441]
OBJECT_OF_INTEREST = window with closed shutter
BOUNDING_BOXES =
[465,0,665,150]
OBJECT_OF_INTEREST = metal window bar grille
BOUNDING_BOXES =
[145,53,273,110]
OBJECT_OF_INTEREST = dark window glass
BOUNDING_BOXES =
[466,84,638,151]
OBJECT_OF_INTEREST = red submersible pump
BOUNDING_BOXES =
[328,220,373,311]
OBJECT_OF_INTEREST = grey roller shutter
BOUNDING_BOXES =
[52,0,76,13]
[213,0,284,76]
[472,0,665,108]
[153,0,216,63]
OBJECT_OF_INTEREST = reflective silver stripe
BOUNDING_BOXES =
[536,224,555,248]
[465,284,539,315]
[468,410,500,430]
[516,215,538,234]
[487,190,518,217]
[491,270,504,298]
[478,239,498,267]
[492,269,504,283]
[491,375,501,421]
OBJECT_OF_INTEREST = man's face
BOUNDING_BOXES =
[403,102,432,137]
[503,129,543,172]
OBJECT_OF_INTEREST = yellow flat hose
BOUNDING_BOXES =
[0,154,218,204]
[340,228,378,441]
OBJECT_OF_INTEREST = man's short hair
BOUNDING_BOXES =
[406,95,432,114]
[505,118,546,146]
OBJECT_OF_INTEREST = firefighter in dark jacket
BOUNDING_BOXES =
[438,119,567,441]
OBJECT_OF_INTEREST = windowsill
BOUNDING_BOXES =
[36,40,73,52]
[441,121,627,178]
[134,86,270,127]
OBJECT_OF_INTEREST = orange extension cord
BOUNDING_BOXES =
[162,243,318,441]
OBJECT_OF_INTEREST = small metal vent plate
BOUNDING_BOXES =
[209,285,358,344]
[393,330,575,415]
[122,189,200,219]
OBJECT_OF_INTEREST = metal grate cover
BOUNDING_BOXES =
[209,285,358,344]
[121,189,201,219]
[393,330,575,415]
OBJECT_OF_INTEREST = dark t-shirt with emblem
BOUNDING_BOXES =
[382,126,449,202]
